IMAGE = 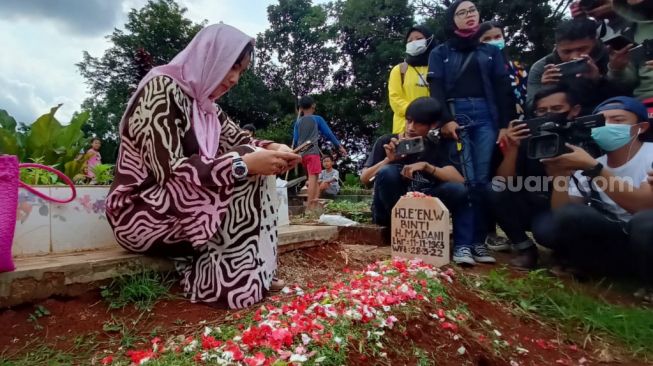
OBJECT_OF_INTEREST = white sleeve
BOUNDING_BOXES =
[568,171,589,198]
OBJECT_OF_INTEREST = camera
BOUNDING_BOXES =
[520,114,605,160]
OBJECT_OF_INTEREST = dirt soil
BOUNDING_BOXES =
[0,243,648,365]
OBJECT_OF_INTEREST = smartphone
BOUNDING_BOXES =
[629,43,653,65]
[556,58,590,78]
[396,137,425,156]
[513,116,548,132]
[579,0,600,10]
[293,140,313,154]
[602,33,634,51]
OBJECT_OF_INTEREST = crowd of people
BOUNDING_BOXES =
[104,0,653,309]
[369,0,653,299]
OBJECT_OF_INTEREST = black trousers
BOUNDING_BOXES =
[533,204,653,283]
[489,190,550,249]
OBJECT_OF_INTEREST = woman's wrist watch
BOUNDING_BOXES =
[232,156,248,180]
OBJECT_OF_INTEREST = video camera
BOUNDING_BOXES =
[518,114,605,160]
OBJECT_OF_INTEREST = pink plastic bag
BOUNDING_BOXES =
[0,155,76,272]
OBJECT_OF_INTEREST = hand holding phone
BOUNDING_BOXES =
[556,58,590,78]
[395,137,425,156]
[603,33,634,51]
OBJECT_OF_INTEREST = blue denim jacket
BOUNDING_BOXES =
[427,42,509,126]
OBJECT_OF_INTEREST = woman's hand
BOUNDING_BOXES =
[241,150,301,176]
[441,121,460,140]
[267,143,294,153]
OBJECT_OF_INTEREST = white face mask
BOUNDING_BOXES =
[406,38,430,56]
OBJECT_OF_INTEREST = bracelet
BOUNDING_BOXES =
[428,164,436,176]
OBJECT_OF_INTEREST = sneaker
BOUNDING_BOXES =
[453,247,476,266]
[509,245,538,270]
[485,234,511,252]
[472,244,497,264]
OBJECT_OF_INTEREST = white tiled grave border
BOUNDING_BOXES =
[13,185,290,257]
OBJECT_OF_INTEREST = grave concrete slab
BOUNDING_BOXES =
[0,225,338,308]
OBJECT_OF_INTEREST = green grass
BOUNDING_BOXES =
[324,200,372,223]
[480,268,653,356]
[101,270,173,311]
[0,347,81,366]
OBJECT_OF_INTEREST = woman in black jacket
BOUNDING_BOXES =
[428,0,515,266]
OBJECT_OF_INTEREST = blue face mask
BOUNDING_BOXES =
[486,39,505,50]
[591,123,638,151]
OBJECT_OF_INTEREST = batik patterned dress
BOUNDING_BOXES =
[106,75,278,309]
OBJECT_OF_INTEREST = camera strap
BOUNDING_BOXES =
[571,175,628,230]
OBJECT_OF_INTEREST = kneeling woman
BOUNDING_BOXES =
[106,24,300,309]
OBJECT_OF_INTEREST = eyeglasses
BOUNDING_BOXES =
[455,7,477,18]
[534,106,569,116]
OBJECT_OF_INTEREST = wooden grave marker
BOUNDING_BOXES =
[391,195,450,267]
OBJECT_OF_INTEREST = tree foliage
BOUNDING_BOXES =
[258,0,337,98]
[77,0,204,162]
[413,0,562,65]
[77,0,565,173]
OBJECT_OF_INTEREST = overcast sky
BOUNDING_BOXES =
[0,0,312,125]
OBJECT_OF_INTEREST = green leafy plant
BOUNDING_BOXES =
[27,305,51,330]
[101,270,173,311]
[0,106,90,181]
[90,164,115,185]
[324,200,371,223]
[19,158,60,185]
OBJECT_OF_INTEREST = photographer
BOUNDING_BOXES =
[491,85,583,269]
[527,18,629,114]
[537,96,653,288]
[606,0,653,100]
[362,97,495,266]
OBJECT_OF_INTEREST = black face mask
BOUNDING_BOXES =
[543,111,571,124]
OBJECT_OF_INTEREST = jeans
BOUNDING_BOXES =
[372,165,407,227]
[423,182,474,249]
[446,98,498,244]
[534,204,653,283]
[489,190,549,249]
[371,164,474,249]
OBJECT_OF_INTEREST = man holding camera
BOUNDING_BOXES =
[362,97,496,265]
[491,85,583,269]
[537,96,653,287]
[528,18,629,114]
[606,0,653,101]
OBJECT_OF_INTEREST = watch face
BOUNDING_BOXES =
[235,165,247,177]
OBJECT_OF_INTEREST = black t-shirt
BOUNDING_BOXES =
[364,134,456,181]
[450,56,485,98]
